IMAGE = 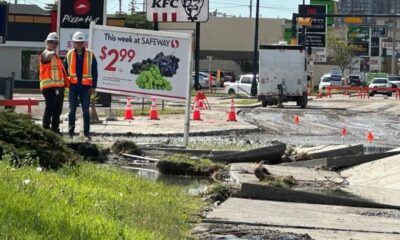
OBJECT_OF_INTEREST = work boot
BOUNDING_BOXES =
[84,133,91,141]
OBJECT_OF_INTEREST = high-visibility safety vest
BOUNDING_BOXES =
[66,49,93,86]
[39,53,67,90]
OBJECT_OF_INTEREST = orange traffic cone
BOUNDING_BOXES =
[367,130,374,143]
[192,99,202,121]
[124,97,134,120]
[227,98,237,121]
[294,115,300,125]
[341,127,347,137]
[149,98,159,120]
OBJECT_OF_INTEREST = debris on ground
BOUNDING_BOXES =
[254,162,297,188]
[282,146,310,163]
[201,183,240,206]
[195,223,314,240]
[67,142,109,163]
[111,140,142,155]
[157,154,224,176]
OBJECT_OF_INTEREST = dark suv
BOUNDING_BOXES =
[347,74,362,86]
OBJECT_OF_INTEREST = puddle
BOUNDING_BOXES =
[123,165,213,195]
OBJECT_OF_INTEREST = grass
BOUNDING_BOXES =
[157,154,225,176]
[0,161,202,240]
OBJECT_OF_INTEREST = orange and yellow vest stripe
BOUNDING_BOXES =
[39,53,66,90]
[66,49,93,86]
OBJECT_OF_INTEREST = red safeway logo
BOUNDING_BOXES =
[171,39,179,49]
[74,0,91,16]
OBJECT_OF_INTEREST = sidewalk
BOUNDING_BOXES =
[11,93,258,136]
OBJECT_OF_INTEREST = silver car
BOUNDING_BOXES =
[368,78,392,97]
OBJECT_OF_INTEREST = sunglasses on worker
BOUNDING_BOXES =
[48,41,59,45]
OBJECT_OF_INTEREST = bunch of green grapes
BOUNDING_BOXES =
[135,65,173,91]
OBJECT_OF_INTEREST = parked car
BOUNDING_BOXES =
[347,74,362,86]
[224,74,258,96]
[387,75,400,88]
[191,71,214,89]
[319,73,342,90]
[368,78,392,97]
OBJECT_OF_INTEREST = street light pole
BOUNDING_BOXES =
[250,0,260,96]
[392,17,397,74]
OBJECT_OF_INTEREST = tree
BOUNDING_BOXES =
[116,12,154,30]
[327,32,355,74]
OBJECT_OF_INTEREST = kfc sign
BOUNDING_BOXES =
[59,0,105,28]
[147,0,209,22]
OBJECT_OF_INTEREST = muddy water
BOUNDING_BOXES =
[123,165,212,195]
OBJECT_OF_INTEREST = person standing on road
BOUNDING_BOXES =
[39,32,69,134]
[64,31,98,140]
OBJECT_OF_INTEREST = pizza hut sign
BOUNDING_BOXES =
[59,0,105,28]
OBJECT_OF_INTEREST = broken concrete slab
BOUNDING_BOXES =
[281,151,400,169]
[341,153,400,190]
[210,144,286,164]
[230,163,400,209]
[341,186,400,207]
[238,182,400,210]
[205,198,400,235]
[296,144,364,159]
[230,163,344,184]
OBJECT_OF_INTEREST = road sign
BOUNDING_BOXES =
[298,33,326,48]
[371,26,387,37]
[298,5,327,33]
[344,17,363,24]
[147,0,209,22]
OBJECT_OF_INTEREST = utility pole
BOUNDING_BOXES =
[249,0,252,18]
[119,0,122,14]
[392,17,397,74]
[251,0,260,96]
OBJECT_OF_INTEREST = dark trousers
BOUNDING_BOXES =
[68,86,90,136]
[42,88,64,133]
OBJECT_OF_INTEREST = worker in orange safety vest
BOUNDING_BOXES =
[39,32,69,134]
[64,31,98,140]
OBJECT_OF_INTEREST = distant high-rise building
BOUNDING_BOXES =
[338,0,400,24]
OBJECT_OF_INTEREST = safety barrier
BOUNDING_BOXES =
[0,98,39,114]
[323,86,400,99]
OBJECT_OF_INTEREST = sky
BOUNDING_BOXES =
[10,0,311,19]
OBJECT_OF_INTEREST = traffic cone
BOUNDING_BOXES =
[149,98,159,120]
[198,98,205,109]
[192,99,202,121]
[227,98,237,121]
[124,97,134,120]
[341,127,347,137]
[294,115,300,125]
[367,130,374,143]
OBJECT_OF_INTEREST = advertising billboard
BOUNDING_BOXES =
[89,25,192,100]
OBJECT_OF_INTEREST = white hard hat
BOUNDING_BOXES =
[45,32,59,42]
[72,31,85,42]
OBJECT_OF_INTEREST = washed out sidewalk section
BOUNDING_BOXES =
[11,93,258,135]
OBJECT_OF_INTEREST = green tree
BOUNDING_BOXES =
[116,12,154,30]
[327,32,355,74]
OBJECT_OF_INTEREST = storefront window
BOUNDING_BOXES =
[21,50,41,80]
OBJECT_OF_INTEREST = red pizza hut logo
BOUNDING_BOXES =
[74,0,91,16]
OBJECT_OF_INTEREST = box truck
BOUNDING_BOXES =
[258,44,308,108]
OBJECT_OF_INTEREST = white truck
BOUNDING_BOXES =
[258,44,308,108]
[223,74,257,97]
